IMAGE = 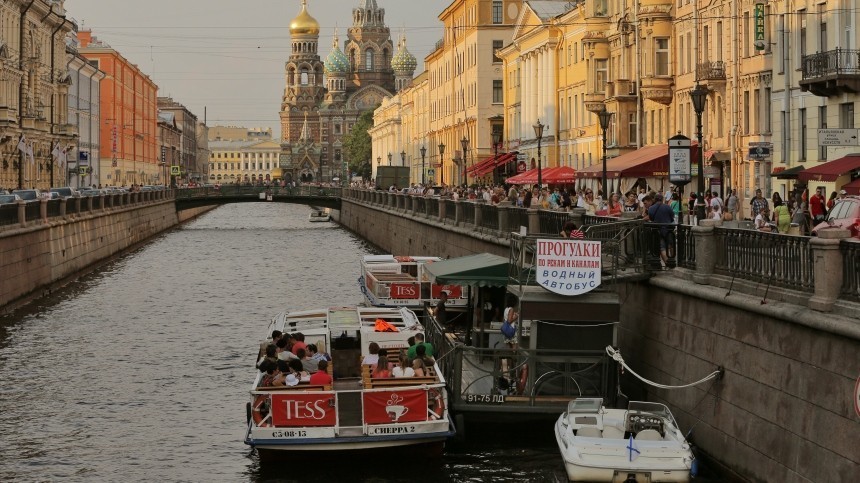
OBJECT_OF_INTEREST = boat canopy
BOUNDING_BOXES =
[422,253,509,287]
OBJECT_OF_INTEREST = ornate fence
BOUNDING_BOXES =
[506,207,529,233]
[538,210,570,235]
[444,200,456,222]
[841,240,860,301]
[714,228,814,291]
[676,224,696,269]
[479,204,499,230]
[461,202,476,225]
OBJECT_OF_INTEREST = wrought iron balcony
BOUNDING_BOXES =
[800,48,860,97]
[696,61,726,81]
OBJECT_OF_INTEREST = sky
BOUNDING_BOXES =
[69,0,450,136]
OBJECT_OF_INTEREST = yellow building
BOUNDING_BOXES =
[208,140,283,184]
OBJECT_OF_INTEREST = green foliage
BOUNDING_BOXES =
[343,110,374,179]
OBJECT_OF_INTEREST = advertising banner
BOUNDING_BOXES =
[389,283,420,299]
[535,239,602,296]
[363,390,428,425]
[270,393,336,427]
[431,284,463,299]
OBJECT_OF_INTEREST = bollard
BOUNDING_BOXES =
[60,198,67,219]
[437,198,445,222]
[17,200,26,228]
[692,219,719,284]
[527,209,540,235]
[40,198,48,221]
[808,228,852,312]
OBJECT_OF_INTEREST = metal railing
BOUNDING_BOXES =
[841,240,860,301]
[583,214,621,225]
[479,204,499,230]
[461,202,476,225]
[506,207,529,233]
[46,199,62,218]
[444,200,456,222]
[676,224,696,269]
[0,204,17,227]
[801,48,860,79]
[428,198,440,218]
[714,228,814,291]
[24,202,40,223]
[538,210,570,235]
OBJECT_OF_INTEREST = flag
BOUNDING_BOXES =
[59,146,67,169]
[26,142,34,165]
[627,435,641,462]
[17,134,26,153]
[52,142,61,160]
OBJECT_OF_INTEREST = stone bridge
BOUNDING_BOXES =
[174,185,342,211]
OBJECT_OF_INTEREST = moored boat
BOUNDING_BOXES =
[308,210,331,222]
[359,255,467,310]
[245,306,454,455]
[555,398,694,482]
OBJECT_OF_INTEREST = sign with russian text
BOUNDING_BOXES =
[270,393,336,427]
[389,283,420,299]
[363,390,428,425]
[431,284,463,299]
[536,239,602,296]
[754,4,765,48]
[668,134,692,186]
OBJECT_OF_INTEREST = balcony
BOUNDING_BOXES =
[639,77,674,105]
[799,48,860,97]
[696,61,727,85]
[583,92,606,112]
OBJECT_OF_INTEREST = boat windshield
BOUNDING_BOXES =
[567,398,603,414]
[627,401,675,424]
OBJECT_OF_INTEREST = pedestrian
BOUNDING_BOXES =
[725,189,739,220]
[749,189,769,220]
[826,191,838,215]
[773,199,791,234]
[809,188,826,223]
[647,194,675,268]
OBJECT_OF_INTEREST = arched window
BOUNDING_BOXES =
[365,49,374,71]
[350,49,357,71]
[382,48,390,69]
[300,67,309,86]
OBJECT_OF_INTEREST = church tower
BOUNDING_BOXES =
[345,0,395,93]
[391,34,417,92]
[281,0,324,140]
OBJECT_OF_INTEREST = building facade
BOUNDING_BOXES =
[78,30,158,187]
[67,33,105,189]
[0,0,78,191]
[209,126,271,142]
[157,111,180,186]
[279,0,415,184]
[209,140,282,184]
[157,97,199,184]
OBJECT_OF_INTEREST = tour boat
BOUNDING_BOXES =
[308,210,331,222]
[245,306,454,456]
[555,398,694,482]
[358,255,467,310]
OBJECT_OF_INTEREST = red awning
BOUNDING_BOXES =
[842,177,860,195]
[472,152,516,177]
[798,154,860,182]
[505,166,576,185]
[466,155,497,176]
[577,143,700,179]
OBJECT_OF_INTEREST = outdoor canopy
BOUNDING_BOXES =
[423,252,509,287]
[506,166,577,185]
[468,152,517,177]
[577,143,700,179]
[798,154,860,182]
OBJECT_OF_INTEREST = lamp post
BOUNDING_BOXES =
[492,131,501,185]
[438,142,445,186]
[387,152,392,165]
[597,107,614,199]
[533,120,544,188]
[690,83,709,223]
[400,150,406,167]
[420,145,427,185]
[461,136,469,188]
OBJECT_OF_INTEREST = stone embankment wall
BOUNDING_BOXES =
[0,202,215,311]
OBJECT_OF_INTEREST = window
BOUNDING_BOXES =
[686,32,692,73]
[655,38,670,76]
[744,91,750,133]
[716,22,723,61]
[799,9,807,66]
[781,111,789,162]
[818,4,827,51]
[492,40,503,63]
[764,88,772,132]
[743,12,750,57]
[594,0,607,16]
[819,106,827,160]
[300,68,309,85]
[365,49,374,71]
[244,162,248,170]
[595,59,608,93]
[703,26,709,61]
[627,112,638,144]
[492,80,503,103]
[799,108,807,160]
[840,102,855,128]
[492,1,503,24]
[753,88,759,134]
[679,36,685,73]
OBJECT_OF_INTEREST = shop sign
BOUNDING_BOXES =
[535,239,602,296]
[389,283,420,299]
[362,390,428,424]
[270,393,336,427]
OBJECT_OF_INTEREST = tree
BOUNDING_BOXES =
[342,110,374,180]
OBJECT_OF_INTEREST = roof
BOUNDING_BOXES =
[577,143,700,179]
[526,0,574,21]
[423,253,509,287]
[798,154,860,182]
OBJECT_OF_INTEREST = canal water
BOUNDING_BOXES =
[0,203,567,482]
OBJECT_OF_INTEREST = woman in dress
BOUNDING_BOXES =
[607,193,623,216]
[773,200,791,234]
[372,355,392,378]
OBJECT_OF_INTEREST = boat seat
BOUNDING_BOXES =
[635,429,663,441]
[576,426,603,438]
[602,426,625,439]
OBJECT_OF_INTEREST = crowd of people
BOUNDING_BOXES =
[363,334,437,379]
[256,330,333,387]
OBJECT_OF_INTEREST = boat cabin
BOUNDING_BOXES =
[360,255,468,310]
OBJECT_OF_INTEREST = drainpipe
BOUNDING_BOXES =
[18,0,36,190]
[50,13,70,188]
[634,0,642,149]
[86,68,99,188]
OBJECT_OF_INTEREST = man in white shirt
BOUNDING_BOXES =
[710,191,724,218]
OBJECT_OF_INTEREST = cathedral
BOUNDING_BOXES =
[278,0,417,183]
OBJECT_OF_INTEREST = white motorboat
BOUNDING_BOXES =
[308,210,331,222]
[245,306,454,456]
[555,398,694,483]
[359,255,467,310]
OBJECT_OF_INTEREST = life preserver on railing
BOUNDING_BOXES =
[251,394,272,427]
[517,365,529,395]
[428,388,445,420]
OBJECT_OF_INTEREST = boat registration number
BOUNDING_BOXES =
[464,394,505,404]
[270,430,308,438]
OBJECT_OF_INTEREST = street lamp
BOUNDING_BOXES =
[387,152,392,165]
[461,136,469,188]
[438,142,445,186]
[400,150,406,167]
[492,130,502,185]
[597,107,614,200]
[690,83,709,223]
[420,145,427,185]
[533,120,544,188]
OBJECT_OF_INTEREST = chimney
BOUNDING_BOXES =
[78,30,92,48]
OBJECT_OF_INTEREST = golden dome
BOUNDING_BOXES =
[290,0,320,36]
[271,168,284,179]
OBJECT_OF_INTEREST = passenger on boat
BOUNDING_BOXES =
[309,360,332,385]
[406,333,434,360]
[412,358,426,377]
[392,353,415,378]
[276,338,298,361]
[432,291,448,328]
[258,330,283,360]
[298,349,318,373]
[373,355,392,378]
[414,344,436,367]
[363,342,380,365]
[287,358,308,379]
[259,359,279,386]
[270,360,291,386]
[257,344,279,368]
[314,340,332,361]
[290,333,307,355]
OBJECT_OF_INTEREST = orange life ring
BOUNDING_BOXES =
[251,394,272,427]
[517,365,529,395]
[428,388,445,420]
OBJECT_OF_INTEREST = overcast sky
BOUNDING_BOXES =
[70,0,449,136]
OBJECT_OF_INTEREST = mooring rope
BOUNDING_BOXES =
[606,346,722,390]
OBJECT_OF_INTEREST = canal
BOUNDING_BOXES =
[0,203,566,482]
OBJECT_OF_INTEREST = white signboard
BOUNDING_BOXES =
[818,128,860,146]
[535,239,602,296]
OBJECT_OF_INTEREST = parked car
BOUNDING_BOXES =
[47,192,61,200]
[50,187,80,198]
[0,194,22,205]
[78,189,103,197]
[812,195,860,239]
[11,189,41,201]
